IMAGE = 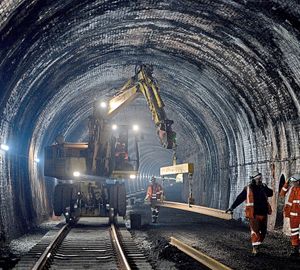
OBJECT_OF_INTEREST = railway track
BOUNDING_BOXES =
[14,218,152,270]
[14,217,233,270]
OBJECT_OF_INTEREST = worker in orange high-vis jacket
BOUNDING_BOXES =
[226,171,273,256]
[280,174,300,256]
[145,176,163,223]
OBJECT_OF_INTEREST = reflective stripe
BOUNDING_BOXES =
[290,212,298,216]
[245,203,254,206]
[246,185,254,218]
[291,228,299,232]
[293,200,300,203]
[291,232,299,236]
[282,187,288,191]
[252,242,261,246]
[287,202,292,206]
[247,186,250,205]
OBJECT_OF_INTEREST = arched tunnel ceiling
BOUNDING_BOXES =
[1,0,300,237]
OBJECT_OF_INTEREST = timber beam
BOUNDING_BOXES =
[157,201,232,220]
[160,163,194,175]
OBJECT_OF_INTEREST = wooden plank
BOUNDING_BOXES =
[170,237,232,270]
[158,201,232,220]
[160,163,194,175]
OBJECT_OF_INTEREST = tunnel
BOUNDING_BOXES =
[0,0,300,262]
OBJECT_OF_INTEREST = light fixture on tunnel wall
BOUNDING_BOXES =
[112,124,117,130]
[129,174,136,179]
[132,124,139,132]
[73,171,80,177]
[0,143,9,151]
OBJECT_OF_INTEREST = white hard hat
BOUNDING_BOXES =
[250,171,262,179]
[289,174,300,182]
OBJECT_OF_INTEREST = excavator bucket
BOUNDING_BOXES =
[158,120,176,149]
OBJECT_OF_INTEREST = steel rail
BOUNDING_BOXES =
[170,237,232,270]
[32,224,70,270]
[158,200,232,220]
[110,224,131,270]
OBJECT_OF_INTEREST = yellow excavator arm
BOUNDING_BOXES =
[104,64,176,149]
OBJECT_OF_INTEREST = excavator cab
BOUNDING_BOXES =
[44,127,138,180]
[114,129,131,170]
[111,126,139,178]
[44,142,88,180]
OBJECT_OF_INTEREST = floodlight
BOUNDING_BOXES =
[0,144,9,151]
[73,171,80,177]
[100,101,107,108]
[132,124,139,132]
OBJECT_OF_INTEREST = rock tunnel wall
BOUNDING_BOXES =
[0,0,300,243]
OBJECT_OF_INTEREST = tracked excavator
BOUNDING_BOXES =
[44,65,176,223]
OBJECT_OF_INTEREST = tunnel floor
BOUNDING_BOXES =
[131,208,299,270]
[1,208,300,269]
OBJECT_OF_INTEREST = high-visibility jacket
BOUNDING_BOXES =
[245,185,255,218]
[284,186,300,218]
[147,183,163,201]
[279,181,290,197]
[245,185,272,218]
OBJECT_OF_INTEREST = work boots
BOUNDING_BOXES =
[290,246,299,257]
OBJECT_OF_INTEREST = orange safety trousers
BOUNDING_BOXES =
[249,215,268,246]
[290,217,300,246]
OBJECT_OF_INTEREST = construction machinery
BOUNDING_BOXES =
[44,64,176,223]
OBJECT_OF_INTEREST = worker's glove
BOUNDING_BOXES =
[225,208,233,214]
